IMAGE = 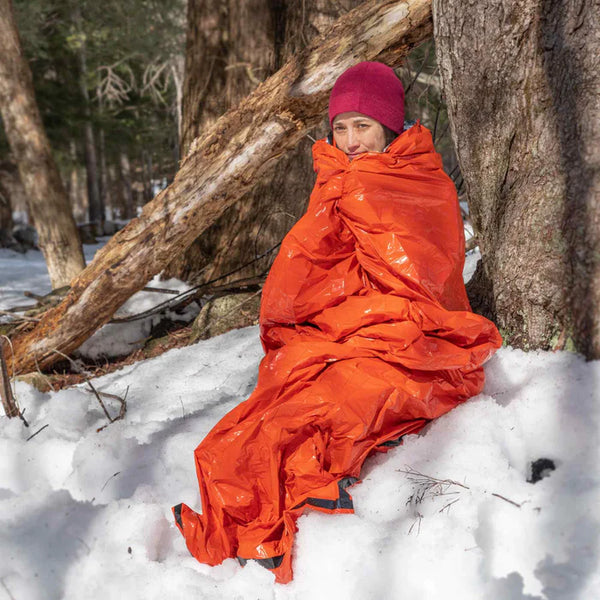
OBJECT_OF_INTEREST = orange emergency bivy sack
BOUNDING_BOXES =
[173,123,502,583]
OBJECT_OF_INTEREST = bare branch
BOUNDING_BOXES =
[96,62,135,106]
[26,423,49,441]
[1,336,27,424]
[399,466,522,508]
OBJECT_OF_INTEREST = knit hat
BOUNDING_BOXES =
[328,62,405,134]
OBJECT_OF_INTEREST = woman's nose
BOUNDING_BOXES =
[346,130,359,151]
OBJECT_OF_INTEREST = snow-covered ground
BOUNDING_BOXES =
[1,244,599,600]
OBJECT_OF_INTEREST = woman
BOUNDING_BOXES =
[173,62,501,584]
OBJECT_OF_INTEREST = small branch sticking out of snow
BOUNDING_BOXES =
[101,471,122,492]
[92,386,129,433]
[1,336,28,425]
[26,423,49,441]
[50,349,128,431]
[399,466,522,509]
[0,577,16,600]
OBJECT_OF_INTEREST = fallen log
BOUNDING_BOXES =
[8,0,432,376]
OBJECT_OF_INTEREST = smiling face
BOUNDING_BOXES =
[332,111,387,159]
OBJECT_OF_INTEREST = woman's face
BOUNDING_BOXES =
[332,112,387,159]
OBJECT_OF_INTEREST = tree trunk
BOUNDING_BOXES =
[119,151,135,219]
[433,0,600,358]
[98,128,110,224]
[67,139,87,223]
[7,0,433,376]
[166,0,363,285]
[170,56,185,151]
[141,150,152,204]
[0,159,27,222]
[0,164,14,247]
[73,5,102,230]
[83,121,101,226]
[179,0,229,155]
[108,164,121,220]
[0,0,85,289]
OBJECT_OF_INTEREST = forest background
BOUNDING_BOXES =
[1,0,453,272]
[1,0,598,382]
[0,0,459,382]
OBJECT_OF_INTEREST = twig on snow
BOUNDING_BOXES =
[399,466,522,509]
[26,423,49,441]
[439,497,461,514]
[0,577,16,600]
[408,511,423,535]
[491,492,522,508]
[94,386,129,432]
[50,349,128,430]
[101,471,121,492]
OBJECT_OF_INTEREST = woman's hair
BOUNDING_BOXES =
[383,126,398,148]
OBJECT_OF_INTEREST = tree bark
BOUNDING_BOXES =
[0,0,86,289]
[433,0,600,357]
[8,0,433,376]
[179,0,229,155]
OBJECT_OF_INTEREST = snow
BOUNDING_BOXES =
[1,245,599,600]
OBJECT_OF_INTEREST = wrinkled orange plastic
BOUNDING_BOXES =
[173,123,502,583]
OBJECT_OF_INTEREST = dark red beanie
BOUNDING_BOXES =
[328,62,405,134]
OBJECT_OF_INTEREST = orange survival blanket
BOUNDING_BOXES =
[173,123,502,583]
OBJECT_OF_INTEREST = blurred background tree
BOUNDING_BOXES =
[1,0,185,236]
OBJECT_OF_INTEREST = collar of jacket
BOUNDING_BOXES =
[312,121,443,173]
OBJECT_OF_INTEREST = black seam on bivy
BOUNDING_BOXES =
[237,555,284,570]
[173,503,183,529]
[379,435,404,448]
[238,478,359,571]
[293,476,358,511]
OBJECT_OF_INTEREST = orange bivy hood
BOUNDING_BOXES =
[173,124,502,583]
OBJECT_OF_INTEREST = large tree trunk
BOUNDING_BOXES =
[165,0,362,285]
[433,0,600,358]
[8,0,433,376]
[179,0,229,154]
[0,0,86,289]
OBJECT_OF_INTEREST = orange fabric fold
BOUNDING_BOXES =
[173,124,502,583]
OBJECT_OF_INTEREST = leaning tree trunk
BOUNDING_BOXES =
[0,0,86,289]
[433,0,600,358]
[165,0,363,286]
[7,0,432,376]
